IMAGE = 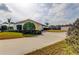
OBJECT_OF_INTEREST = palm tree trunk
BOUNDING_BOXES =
[8,23,10,31]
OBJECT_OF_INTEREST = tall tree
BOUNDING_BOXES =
[3,18,15,31]
[7,18,11,31]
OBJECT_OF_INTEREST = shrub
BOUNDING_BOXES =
[66,18,79,54]
[8,26,14,31]
[1,25,7,32]
[34,30,42,35]
[22,30,42,35]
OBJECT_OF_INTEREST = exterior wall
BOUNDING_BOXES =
[16,20,43,31]
[61,26,70,31]
[1,20,43,31]
[15,23,24,30]
[1,24,15,29]
[34,23,43,30]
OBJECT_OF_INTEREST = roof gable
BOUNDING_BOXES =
[16,19,45,26]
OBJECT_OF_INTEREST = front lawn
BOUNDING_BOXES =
[47,30,66,32]
[0,32,24,39]
[23,34,35,37]
[26,40,76,55]
[0,32,37,40]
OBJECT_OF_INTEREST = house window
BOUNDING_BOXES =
[16,25,22,31]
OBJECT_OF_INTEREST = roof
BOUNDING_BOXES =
[16,19,45,26]
[60,24,72,27]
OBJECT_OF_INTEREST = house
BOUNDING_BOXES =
[45,24,72,31]
[60,24,72,31]
[49,25,61,30]
[1,19,45,31]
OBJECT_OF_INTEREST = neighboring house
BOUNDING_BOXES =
[49,25,61,30]
[1,19,45,31]
[61,24,72,31]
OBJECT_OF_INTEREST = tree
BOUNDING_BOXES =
[66,18,79,54]
[7,18,11,31]
[23,22,35,30]
[4,18,15,31]
[45,22,49,27]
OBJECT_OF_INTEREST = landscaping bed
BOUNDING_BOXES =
[25,40,76,55]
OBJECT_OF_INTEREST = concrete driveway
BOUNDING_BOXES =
[0,32,67,55]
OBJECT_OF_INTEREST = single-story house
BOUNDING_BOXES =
[61,24,72,31]
[0,19,45,31]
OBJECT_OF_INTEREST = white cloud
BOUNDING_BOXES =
[0,3,78,25]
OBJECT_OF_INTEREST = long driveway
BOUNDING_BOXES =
[0,32,67,55]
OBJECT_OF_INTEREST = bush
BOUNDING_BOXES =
[35,30,42,35]
[1,25,7,32]
[66,18,79,54]
[8,26,14,31]
[22,30,42,35]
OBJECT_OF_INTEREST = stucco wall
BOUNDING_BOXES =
[16,20,43,31]
[1,24,16,30]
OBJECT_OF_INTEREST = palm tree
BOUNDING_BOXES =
[7,18,11,31]
[3,18,15,31]
[45,22,49,28]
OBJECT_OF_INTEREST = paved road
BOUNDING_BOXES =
[0,32,67,55]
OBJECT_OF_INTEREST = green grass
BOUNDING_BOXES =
[47,30,66,32]
[23,34,35,37]
[25,40,76,55]
[0,32,36,40]
[0,32,24,39]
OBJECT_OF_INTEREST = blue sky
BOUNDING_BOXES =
[0,3,79,25]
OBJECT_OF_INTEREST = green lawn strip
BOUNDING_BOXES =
[25,40,76,55]
[0,32,23,39]
[0,32,35,40]
[47,30,66,32]
[23,34,36,37]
